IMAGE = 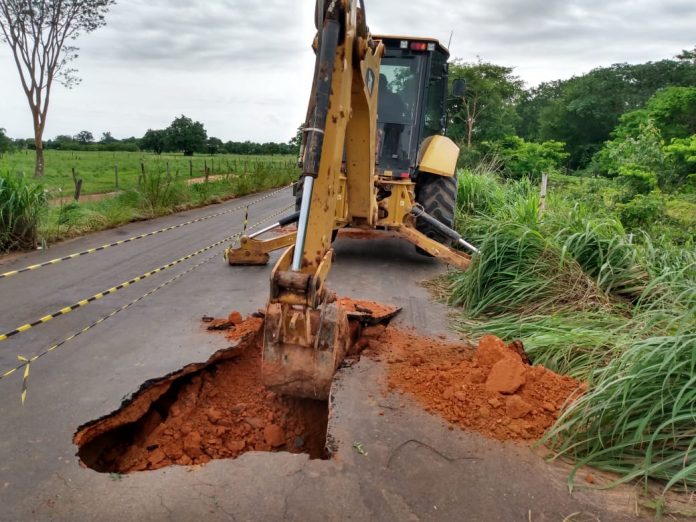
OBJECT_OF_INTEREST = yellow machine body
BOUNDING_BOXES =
[225,0,471,400]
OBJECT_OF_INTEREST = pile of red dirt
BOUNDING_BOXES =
[74,314,327,473]
[365,327,582,442]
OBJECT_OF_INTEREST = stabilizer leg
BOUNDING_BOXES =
[225,231,297,266]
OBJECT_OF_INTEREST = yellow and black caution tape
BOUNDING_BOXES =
[0,204,296,402]
[243,206,250,236]
[17,356,30,404]
[0,233,239,342]
[0,182,295,280]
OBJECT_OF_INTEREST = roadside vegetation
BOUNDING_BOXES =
[447,165,694,499]
[0,160,296,252]
[0,150,296,196]
[441,44,696,508]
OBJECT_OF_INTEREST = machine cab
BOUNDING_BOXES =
[372,36,450,180]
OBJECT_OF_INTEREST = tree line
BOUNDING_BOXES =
[1,115,300,156]
[447,46,696,192]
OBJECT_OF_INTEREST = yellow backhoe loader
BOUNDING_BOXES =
[225,0,477,400]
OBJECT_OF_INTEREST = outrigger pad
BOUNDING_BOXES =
[225,247,270,266]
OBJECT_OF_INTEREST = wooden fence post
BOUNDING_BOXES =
[539,172,549,215]
[189,159,193,178]
[140,162,145,186]
[114,164,119,189]
[72,167,82,201]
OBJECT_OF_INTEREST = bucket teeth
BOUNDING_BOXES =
[261,301,349,400]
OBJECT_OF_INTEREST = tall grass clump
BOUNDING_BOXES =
[448,167,696,494]
[555,215,649,300]
[0,173,47,251]
[450,184,608,318]
[137,172,188,213]
[543,332,696,491]
[457,169,505,215]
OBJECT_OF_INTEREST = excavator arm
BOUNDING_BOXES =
[226,0,476,400]
[261,0,378,399]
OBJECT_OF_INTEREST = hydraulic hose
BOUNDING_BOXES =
[293,16,341,271]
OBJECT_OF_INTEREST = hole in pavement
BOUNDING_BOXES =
[74,301,400,474]
[74,321,329,473]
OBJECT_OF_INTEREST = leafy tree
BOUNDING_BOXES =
[617,164,658,199]
[289,125,303,152]
[0,127,12,153]
[596,88,696,190]
[677,46,696,64]
[448,60,524,148]
[519,60,696,168]
[665,135,696,190]
[0,0,116,176]
[166,115,206,156]
[596,119,666,182]
[206,137,223,155]
[483,136,569,180]
[100,131,117,144]
[618,192,666,231]
[50,134,78,150]
[74,130,93,144]
[516,81,563,141]
[140,129,168,155]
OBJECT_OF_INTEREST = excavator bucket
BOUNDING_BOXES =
[261,301,351,400]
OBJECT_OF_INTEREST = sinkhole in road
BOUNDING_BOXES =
[73,318,330,473]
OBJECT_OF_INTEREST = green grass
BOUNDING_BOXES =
[0,150,296,196]
[448,167,696,495]
[0,160,297,247]
[0,172,47,252]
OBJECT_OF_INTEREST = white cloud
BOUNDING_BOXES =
[0,0,693,141]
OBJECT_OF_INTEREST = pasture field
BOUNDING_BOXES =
[0,150,296,196]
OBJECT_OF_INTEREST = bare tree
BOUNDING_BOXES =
[0,0,115,177]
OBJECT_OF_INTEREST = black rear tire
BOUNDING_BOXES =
[415,173,458,253]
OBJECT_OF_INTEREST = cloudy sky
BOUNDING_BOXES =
[0,0,694,142]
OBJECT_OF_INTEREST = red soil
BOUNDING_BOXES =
[75,300,582,475]
[337,297,400,322]
[370,328,582,442]
[75,314,327,473]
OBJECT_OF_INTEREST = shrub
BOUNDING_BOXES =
[618,192,666,231]
[0,173,47,251]
[617,164,658,199]
[483,136,569,181]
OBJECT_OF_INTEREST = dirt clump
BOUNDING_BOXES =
[370,329,581,442]
[337,297,400,322]
[74,315,327,473]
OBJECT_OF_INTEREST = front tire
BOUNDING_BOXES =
[415,173,458,252]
